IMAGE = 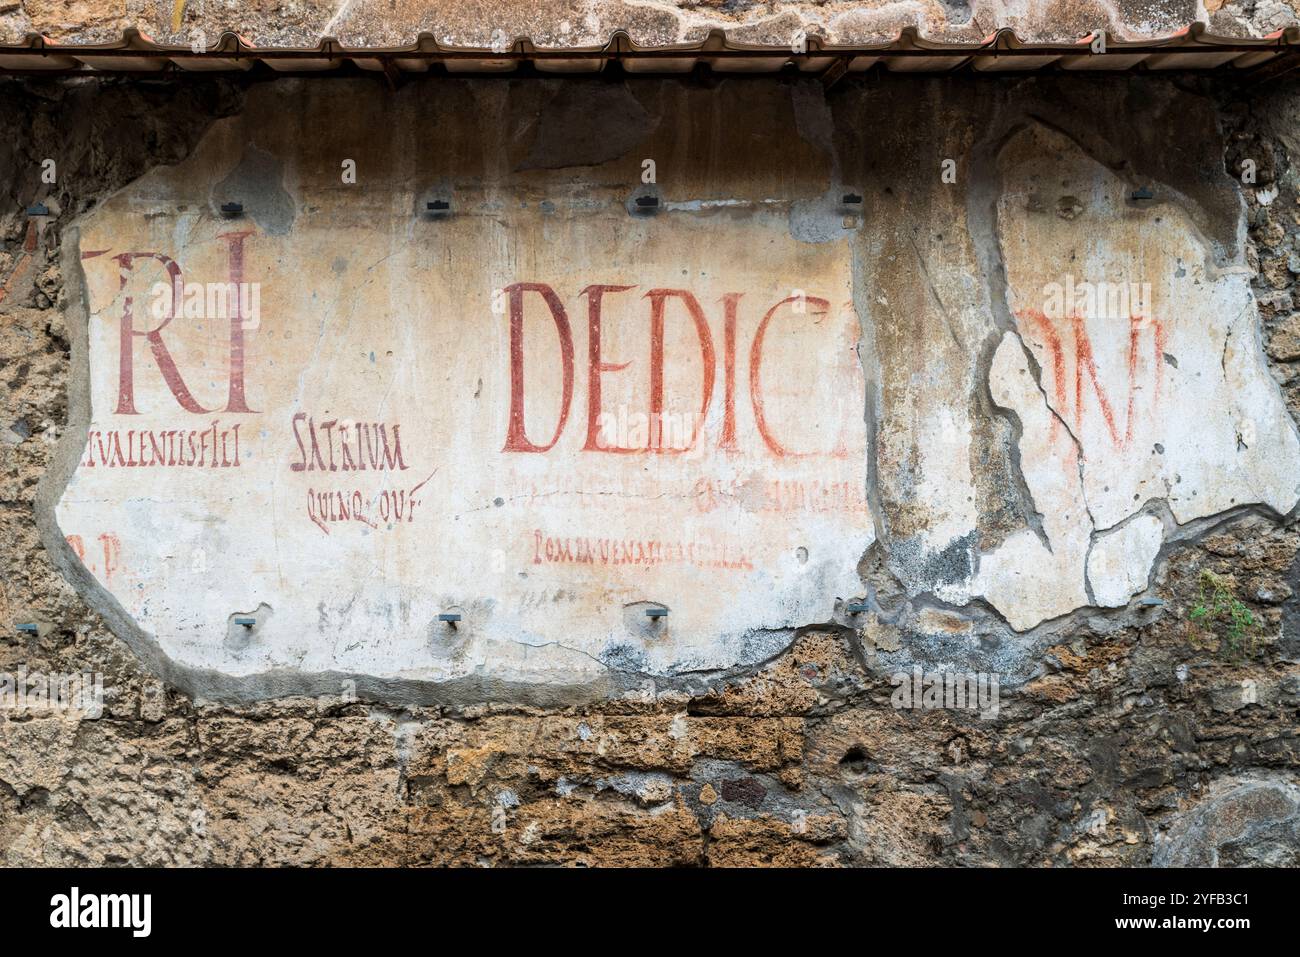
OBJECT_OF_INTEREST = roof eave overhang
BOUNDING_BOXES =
[1,24,1296,82]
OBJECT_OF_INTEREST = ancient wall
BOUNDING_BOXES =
[2,71,1300,866]
[0,0,1284,47]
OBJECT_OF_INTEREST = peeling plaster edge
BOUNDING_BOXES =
[27,225,638,708]
[29,76,1300,707]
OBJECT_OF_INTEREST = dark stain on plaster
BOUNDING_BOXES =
[212,144,296,236]
[518,82,653,170]
[789,80,845,245]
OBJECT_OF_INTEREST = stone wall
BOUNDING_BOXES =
[0,0,1280,47]
[2,71,1299,866]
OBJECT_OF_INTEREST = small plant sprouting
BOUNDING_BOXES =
[1186,570,1260,661]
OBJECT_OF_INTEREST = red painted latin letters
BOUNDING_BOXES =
[503,282,574,452]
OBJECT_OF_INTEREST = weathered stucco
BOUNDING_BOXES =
[36,76,1300,700]
[2,68,1300,866]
